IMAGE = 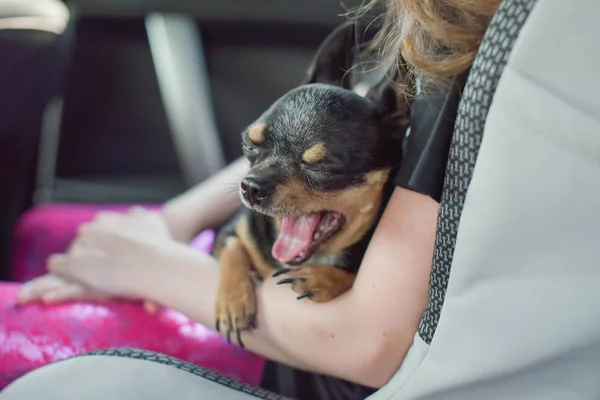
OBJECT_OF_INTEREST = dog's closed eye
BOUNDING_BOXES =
[242,143,258,153]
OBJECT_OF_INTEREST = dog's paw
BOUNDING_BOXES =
[273,264,356,302]
[214,275,256,348]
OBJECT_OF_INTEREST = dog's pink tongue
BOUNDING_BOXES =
[272,213,321,263]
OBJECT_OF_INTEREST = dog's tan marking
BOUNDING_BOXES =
[247,122,266,144]
[302,142,327,164]
[321,170,389,253]
[235,216,277,278]
[279,264,356,302]
[214,236,256,333]
[272,169,390,253]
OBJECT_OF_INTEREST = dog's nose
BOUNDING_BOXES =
[240,176,273,206]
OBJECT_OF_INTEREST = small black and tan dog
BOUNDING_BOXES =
[213,22,407,345]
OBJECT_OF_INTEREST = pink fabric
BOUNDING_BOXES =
[3,203,265,390]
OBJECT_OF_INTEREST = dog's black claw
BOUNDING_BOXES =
[272,269,291,278]
[236,327,244,348]
[248,313,257,329]
[215,319,220,332]
[226,329,232,344]
[297,292,313,300]
[277,278,296,286]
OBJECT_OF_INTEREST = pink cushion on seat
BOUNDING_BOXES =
[3,203,265,390]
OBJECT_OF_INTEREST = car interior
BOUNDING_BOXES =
[6,0,594,398]
[0,0,366,392]
[1,0,365,279]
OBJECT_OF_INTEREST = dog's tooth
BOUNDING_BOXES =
[313,231,321,240]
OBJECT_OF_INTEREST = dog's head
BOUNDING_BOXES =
[239,22,405,265]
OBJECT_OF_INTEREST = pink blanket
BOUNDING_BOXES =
[2,204,265,389]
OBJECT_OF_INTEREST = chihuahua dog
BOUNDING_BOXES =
[213,22,407,345]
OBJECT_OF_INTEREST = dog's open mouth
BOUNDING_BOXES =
[271,211,345,265]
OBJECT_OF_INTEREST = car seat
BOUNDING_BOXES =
[4,0,600,398]
[0,0,71,280]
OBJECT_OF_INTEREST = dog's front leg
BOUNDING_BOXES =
[214,236,257,347]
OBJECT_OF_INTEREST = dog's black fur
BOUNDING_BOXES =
[212,22,406,346]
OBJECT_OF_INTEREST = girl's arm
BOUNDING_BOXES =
[125,187,438,388]
[162,157,248,242]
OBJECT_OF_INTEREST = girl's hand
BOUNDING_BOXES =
[47,222,169,299]
[87,206,173,241]
[18,274,110,304]
[18,274,161,313]
[17,206,176,310]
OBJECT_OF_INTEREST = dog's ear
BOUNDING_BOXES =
[304,21,359,89]
[366,71,410,127]
[365,71,412,150]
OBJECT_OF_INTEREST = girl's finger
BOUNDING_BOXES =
[76,222,92,236]
[41,283,89,304]
[76,224,130,253]
[47,253,71,275]
[69,237,89,254]
[94,211,120,224]
[129,205,146,215]
[18,275,68,304]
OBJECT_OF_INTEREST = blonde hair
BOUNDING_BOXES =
[355,0,502,96]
